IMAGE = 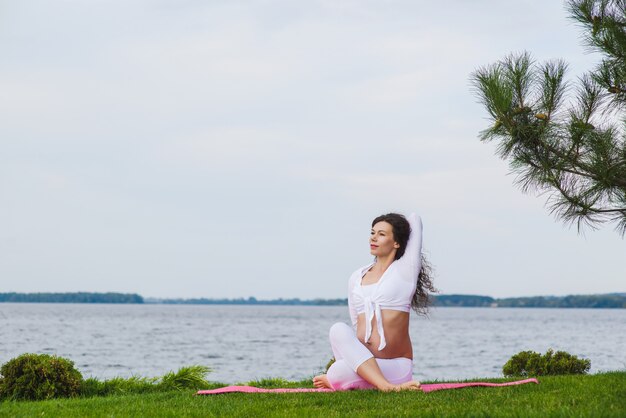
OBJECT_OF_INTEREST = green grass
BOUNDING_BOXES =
[1,372,625,417]
[80,366,216,397]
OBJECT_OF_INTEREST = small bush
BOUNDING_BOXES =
[503,349,591,377]
[0,353,83,401]
[159,365,211,391]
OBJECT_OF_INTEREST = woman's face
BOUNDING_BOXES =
[370,221,400,258]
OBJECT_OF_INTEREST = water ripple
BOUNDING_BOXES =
[0,304,624,383]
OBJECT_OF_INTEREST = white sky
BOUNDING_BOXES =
[1,0,624,299]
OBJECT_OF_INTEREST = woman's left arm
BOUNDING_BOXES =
[395,213,423,282]
[347,272,359,330]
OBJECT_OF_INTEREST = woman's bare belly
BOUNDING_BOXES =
[356,310,413,359]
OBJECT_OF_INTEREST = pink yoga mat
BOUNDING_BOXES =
[196,378,538,395]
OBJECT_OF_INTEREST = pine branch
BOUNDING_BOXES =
[471,1,626,236]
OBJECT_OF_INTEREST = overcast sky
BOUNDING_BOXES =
[1,0,624,300]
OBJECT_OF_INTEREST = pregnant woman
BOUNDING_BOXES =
[313,212,435,391]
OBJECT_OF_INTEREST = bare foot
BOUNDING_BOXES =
[313,374,332,389]
[382,380,422,392]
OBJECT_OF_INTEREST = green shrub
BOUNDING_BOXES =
[80,365,212,397]
[503,349,591,377]
[0,353,83,401]
[159,365,211,391]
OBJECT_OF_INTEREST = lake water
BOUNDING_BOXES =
[1,304,624,383]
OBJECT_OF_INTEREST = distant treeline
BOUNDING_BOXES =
[433,294,626,308]
[434,295,496,307]
[149,293,626,309]
[146,297,347,306]
[495,294,626,309]
[1,292,625,308]
[0,292,144,304]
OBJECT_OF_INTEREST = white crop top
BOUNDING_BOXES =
[348,213,423,351]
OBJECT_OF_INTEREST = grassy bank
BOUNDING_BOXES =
[1,372,625,417]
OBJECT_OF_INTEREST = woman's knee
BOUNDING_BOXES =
[329,322,352,343]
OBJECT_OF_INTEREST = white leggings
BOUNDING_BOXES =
[326,322,413,390]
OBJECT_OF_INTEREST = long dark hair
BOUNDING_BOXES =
[372,213,437,316]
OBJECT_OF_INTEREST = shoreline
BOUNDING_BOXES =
[1,291,625,308]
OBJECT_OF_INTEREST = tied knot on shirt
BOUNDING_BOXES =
[363,296,387,350]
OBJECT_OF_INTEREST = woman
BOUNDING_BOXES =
[313,212,435,391]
